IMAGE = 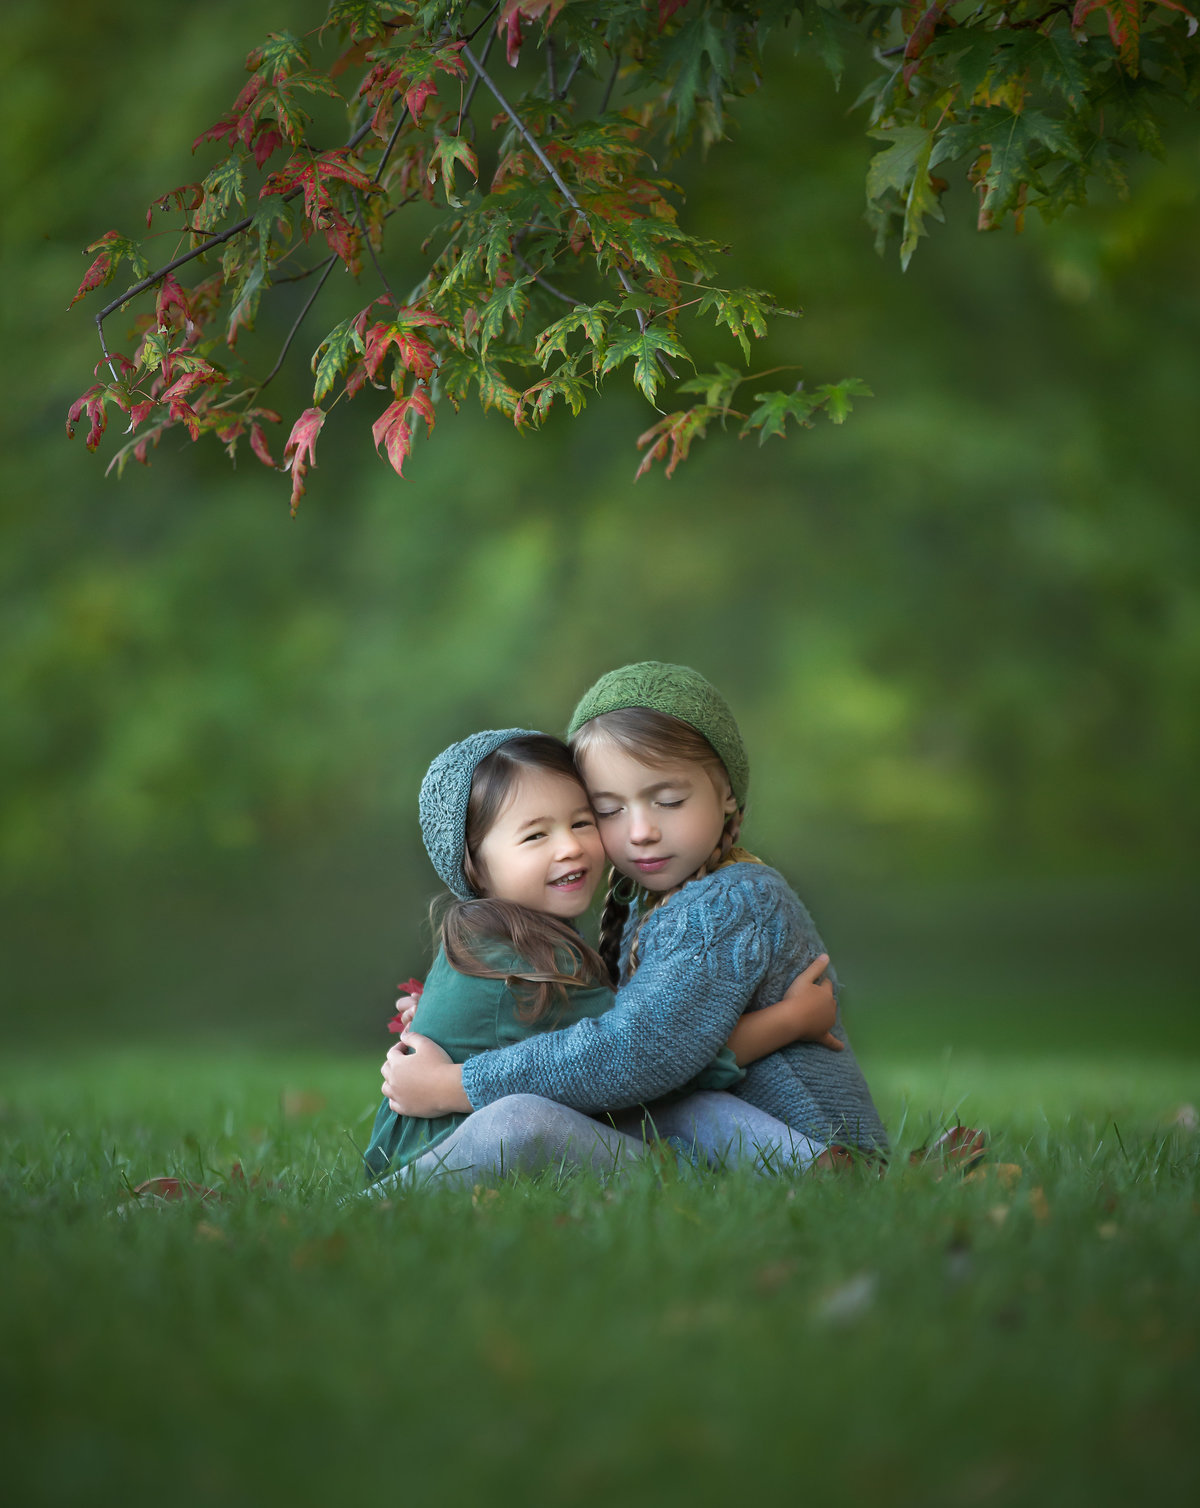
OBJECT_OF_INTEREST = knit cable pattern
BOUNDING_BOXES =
[462,862,889,1153]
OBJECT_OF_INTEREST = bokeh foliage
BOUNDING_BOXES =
[2,0,1198,1041]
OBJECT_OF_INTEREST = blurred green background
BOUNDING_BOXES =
[3,0,1197,1066]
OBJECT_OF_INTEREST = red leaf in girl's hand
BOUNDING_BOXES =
[387,976,424,1033]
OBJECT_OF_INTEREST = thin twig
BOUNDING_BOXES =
[513,250,579,306]
[599,51,621,113]
[256,253,337,392]
[557,50,586,99]
[545,35,558,98]
[354,191,397,307]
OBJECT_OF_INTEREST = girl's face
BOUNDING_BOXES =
[473,766,605,919]
[576,741,737,893]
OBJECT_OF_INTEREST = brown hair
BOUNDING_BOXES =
[439,734,610,1023]
[571,707,759,984]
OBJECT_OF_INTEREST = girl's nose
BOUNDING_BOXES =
[556,827,585,858]
[628,808,660,844]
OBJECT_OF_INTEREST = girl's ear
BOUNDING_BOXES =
[719,778,738,815]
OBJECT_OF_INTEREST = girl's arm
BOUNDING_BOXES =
[725,953,844,1067]
[383,870,820,1118]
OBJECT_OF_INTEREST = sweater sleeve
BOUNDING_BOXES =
[460,872,771,1113]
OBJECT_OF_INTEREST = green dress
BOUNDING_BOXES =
[363,943,743,1180]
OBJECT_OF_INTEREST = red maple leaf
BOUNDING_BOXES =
[249,422,277,468]
[283,406,327,514]
[66,385,109,451]
[371,388,435,477]
[388,977,425,1033]
[69,230,122,309]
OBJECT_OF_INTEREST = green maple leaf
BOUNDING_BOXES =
[599,326,692,406]
[196,155,246,231]
[311,315,367,402]
[676,360,745,414]
[477,277,533,354]
[812,377,873,425]
[740,388,818,444]
[248,31,310,82]
[535,302,614,365]
[322,0,396,40]
[428,135,479,207]
[867,126,951,270]
[1036,26,1091,110]
[697,288,777,362]
[942,107,1079,216]
[662,5,736,135]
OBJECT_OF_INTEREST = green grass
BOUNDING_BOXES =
[2,1048,1198,1508]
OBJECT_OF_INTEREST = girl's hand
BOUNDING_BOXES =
[381,1033,471,1117]
[780,953,843,1052]
[387,994,421,1035]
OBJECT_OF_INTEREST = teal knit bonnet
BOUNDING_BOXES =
[419,728,541,900]
[566,661,749,808]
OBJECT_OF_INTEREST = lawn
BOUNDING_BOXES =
[2,1047,1198,1508]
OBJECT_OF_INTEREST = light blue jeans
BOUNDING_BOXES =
[364,1090,825,1193]
[611,1090,826,1174]
[364,1094,649,1193]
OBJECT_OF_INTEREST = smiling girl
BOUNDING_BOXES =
[384,664,889,1167]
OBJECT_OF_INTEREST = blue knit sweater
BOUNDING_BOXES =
[460,862,889,1153]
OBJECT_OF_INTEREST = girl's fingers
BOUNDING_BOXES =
[801,952,830,983]
[820,1032,844,1052]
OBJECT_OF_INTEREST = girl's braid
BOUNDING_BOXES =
[626,808,744,976]
[596,866,633,987]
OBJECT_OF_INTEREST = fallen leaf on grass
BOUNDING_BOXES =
[290,1233,347,1270]
[194,1221,227,1243]
[472,1185,500,1208]
[987,1205,1009,1227]
[965,1162,1022,1190]
[281,1089,327,1118]
[1171,1104,1198,1131]
[1097,1222,1119,1240]
[755,1259,797,1295]
[1029,1187,1050,1222]
[132,1176,222,1202]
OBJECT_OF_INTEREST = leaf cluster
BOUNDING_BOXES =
[66,1,1200,500]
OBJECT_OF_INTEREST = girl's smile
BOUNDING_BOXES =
[575,743,738,893]
[474,766,605,917]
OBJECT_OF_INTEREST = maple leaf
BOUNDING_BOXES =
[249,422,278,468]
[312,317,367,402]
[363,321,440,384]
[261,149,375,225]
[697,287,778,361]
[535,303,614,365]
[741,388,818,444]
[812,377,873,425]
[69,231,148,309]
[371,387,436,477]
[66,385,110,451]
[427,135,479,206]
[599,325,692,406]
[635,405,715,479]
[477,276,533,353]
[282,406,327,514]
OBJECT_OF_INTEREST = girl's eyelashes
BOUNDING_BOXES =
[572,818,597,830]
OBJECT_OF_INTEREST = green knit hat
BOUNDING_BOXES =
[419,728,541,900]
[566,661,749,807]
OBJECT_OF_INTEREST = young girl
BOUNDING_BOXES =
[366,726,840,1189]
[383,663,890,1167]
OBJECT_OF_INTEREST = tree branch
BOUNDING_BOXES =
[600,51,621,113]
[256,253,337,393]
[512,250,580,306]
